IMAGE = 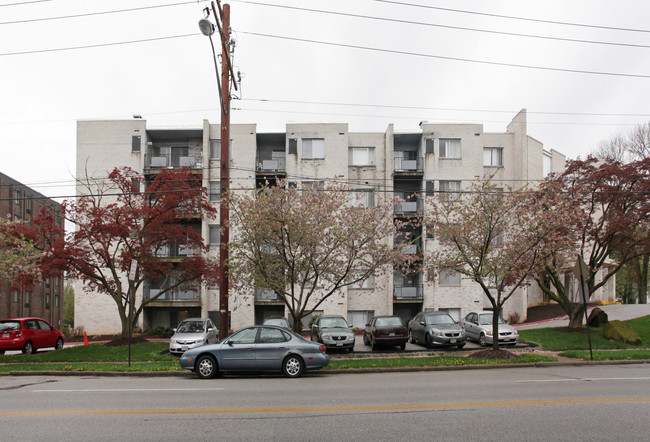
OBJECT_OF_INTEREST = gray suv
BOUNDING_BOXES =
[310,315,355,352]
[408,312,466,349]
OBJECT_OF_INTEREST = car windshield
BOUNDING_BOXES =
[264,318,287,326]
[0,321,20,331]
[427,314,455,325]
[478,314,507,325]
[176,320,205,333]
[320,317,348,328]
[375,317,403,326]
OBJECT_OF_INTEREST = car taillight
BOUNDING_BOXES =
[402,330,408,337]
[319,345,326,352]
[375,331,380,338]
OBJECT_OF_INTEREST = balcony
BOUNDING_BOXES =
[394,156,424,172]
[145,153,202,169]
[256,157,286,173]
[153,244,197,258]
[393,284,423,300]
[394,196,423,215]
[144,285,200,302]
[255,287,282,302]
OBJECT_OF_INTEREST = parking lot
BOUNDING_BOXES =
[344,334,529,354]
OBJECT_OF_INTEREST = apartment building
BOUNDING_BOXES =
[76,110,615,335]
[0,172,65,327]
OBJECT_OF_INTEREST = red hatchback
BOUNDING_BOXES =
[0,317,65,355]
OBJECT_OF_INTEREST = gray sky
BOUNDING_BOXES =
[2,0,650,201]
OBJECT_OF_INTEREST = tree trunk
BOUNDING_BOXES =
[567,303,586,328]
[639,255,649,304]
[491,308,501,351]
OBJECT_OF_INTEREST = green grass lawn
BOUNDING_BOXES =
[0,341,174,363]
[518,315,650,357]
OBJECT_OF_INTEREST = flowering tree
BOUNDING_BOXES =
[0,217,42,288]
[25,167,220,337]
[532,157,650,326]
[426,178,571,350]
[228,181,418,332]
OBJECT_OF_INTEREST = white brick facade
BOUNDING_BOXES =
[75,110,588,335]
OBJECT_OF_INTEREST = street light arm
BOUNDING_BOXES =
[207,34,227,116]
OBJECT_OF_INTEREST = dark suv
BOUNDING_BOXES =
[310,315,355,352]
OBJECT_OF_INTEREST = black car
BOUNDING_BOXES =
[363,315,408,350]
[310,315,355,352]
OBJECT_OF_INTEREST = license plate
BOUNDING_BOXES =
[2,333,8,338]
[181,346,188,351]
[389,332,395,336]
[336,342,343,346]
[450,339,456,343]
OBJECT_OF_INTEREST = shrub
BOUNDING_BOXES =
[507,312,521,324]
[147,326,174,338]
[602,320,642,345]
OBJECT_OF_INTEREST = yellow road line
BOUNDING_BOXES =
[1,397,649,417]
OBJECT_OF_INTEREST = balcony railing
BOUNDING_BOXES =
[144,286,200,301]
[256,157,286,172]
[394,198,423,214]
[145,153,202,169]
[152,244,197,258]
[255,287,281,302]
[393,284,423,300]
[394,156,424,172]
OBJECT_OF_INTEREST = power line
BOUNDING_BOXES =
[0,0,52,7]
[239,31,650,79]
[374,0,650,34]
[0,33,196,57]
[0,1,207,25]
[231,0,650,50]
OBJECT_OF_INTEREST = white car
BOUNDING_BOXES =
[459,311,519,346]
[169,318,218,355]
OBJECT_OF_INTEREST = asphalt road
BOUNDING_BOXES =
[1,364,649,441]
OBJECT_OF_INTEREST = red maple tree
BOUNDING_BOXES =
[24,167,220,337]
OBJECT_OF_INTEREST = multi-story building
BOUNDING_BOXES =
[75,110,615,335]
[0,172,65,327]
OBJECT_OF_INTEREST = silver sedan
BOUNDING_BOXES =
[459,311,519,346]
[179,325,329,378]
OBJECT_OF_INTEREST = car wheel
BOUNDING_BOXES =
[363,333,369,345]
[196,354,218,379]
[424,334,432,349]
[400,343,406,351]
[409,329,415,344]
[0,350,5,355]
[282,355,304,378]
[479,333,487,347]
[55,338,64,350]
[457,343,465,349]
[348,347,354,353]
[22,341,34,354]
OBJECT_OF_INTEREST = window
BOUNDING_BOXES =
[209,224,220,245]
[132,135,141,152]
[483,147,503,167]
[349,273,375,289]
[209,181,220,202]
[259,328,287,343]
[25,197,32,213]
[14,189,20,205]
[350,190,375,208]
[130,179,140,193]
[439,180,461,198]
[349,147,375,166]
[543,153,552,177]
[288,138,298,155]
[210,139,232,160]
[302,180,324,190]
[45,278,50,288]
[24,290,31,307]
[439,139,461,159]
[55,294,60,307]
[302,138,324,159]
[229,327,257,344]
[439,270,461,286]
[45,294,51,310]
[11,291,18,303]
[425,138,435,155]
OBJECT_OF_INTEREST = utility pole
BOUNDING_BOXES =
[199,1,238,339]
[218,2,231,341]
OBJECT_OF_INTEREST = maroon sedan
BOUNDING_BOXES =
[0,317,64,355]
[363,315,409,351]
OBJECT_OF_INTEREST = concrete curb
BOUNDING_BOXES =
[2,358,648,377]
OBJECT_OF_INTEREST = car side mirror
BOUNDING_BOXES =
[365,323,370,327]
[207,327,213,332]
[227,339,233,346]
[419,321,425,326]
[172,328,177,332]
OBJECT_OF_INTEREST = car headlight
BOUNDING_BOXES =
[170,339,176,344]
[321,333,331,339]
[431,330,442,337]
[486,331,493,336]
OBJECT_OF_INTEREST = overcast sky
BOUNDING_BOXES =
[2,0,650,201]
